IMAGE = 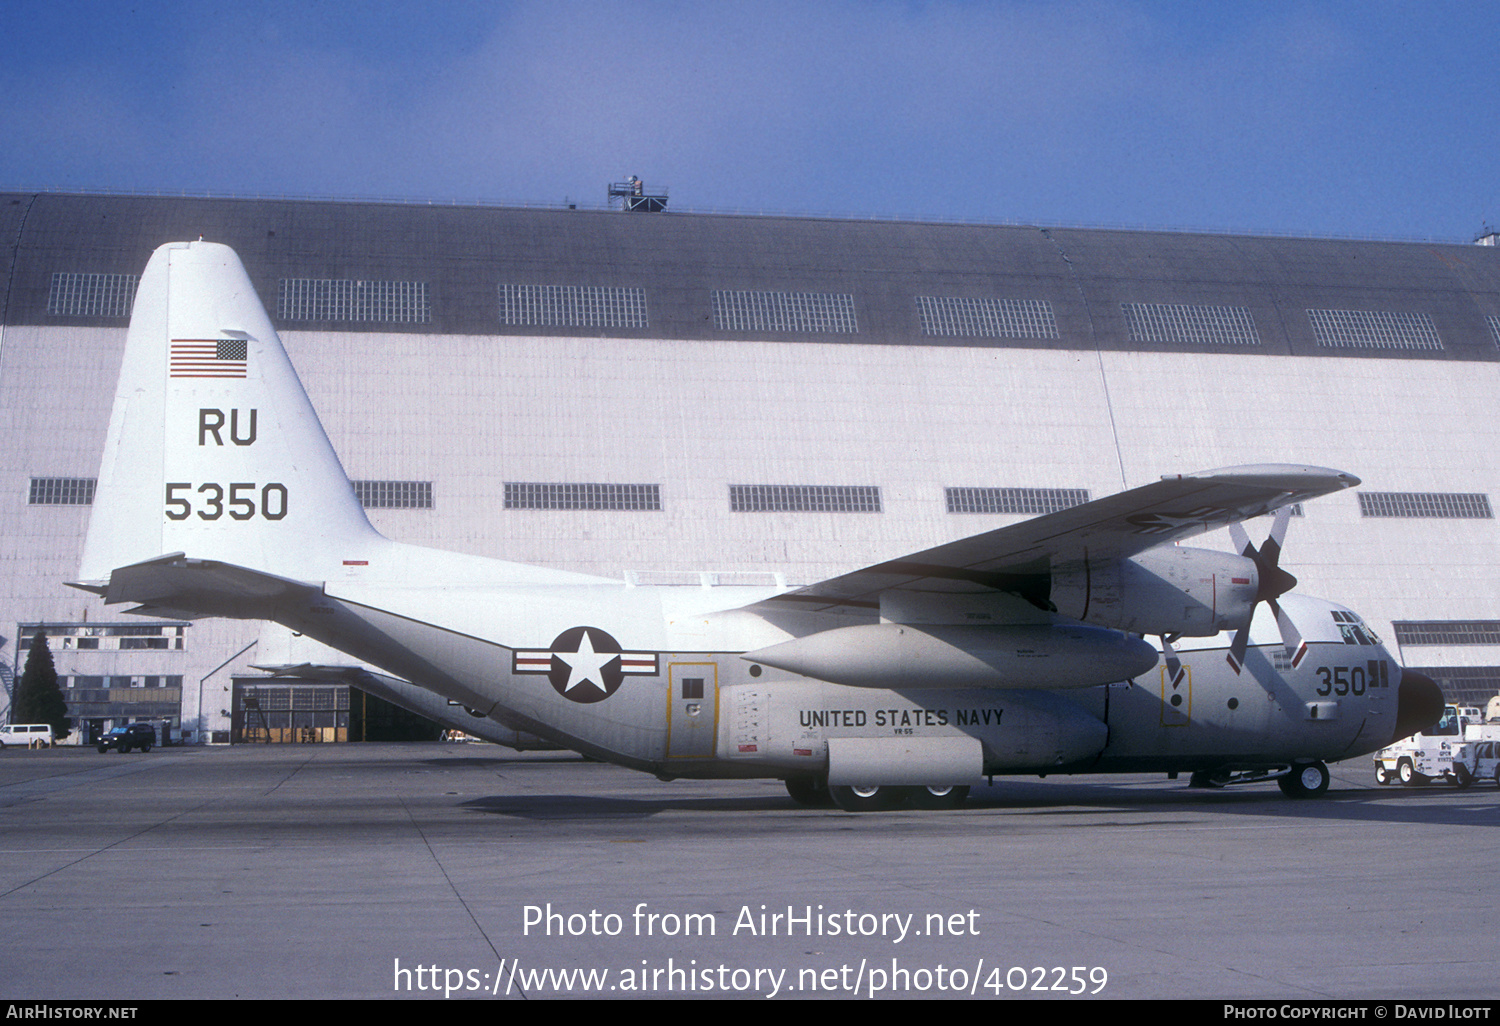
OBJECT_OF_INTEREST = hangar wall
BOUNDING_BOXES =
[3,191,1499,738]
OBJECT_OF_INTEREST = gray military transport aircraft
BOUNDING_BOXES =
[71,241,1444,811]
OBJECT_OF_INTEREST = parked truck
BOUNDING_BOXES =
[1375,704,1500,785]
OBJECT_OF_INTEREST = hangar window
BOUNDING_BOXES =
[1392,621,1500,646]
[729,485,882,513]
[353,481,433,509]
[504,483,662,511]
[47,273,139,318]
[711,291,858,334]
[1122,303,1260,346]
[28,478,95,505]
[945,487,1090,515]
[1407,666,1500,707]
[917,297,1058,339]
[20,623,187,652]
[498,285,648,329]
[278,279,431,323]
[1357,492,1492,519]
[1306,309,1441,350]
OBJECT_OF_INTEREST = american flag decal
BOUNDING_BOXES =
[170,339,248,378]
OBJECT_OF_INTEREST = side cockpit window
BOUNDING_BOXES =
[1332,609,1381,645]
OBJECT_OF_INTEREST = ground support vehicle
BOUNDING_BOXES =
[1375,705,1500,785]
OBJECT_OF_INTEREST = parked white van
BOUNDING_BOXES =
[0,724,53,748]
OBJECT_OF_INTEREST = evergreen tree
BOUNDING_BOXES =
[13,631,69,740]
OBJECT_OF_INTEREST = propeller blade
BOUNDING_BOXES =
[1265,506,1292,556]
[1257,507,1292,590]
[1225,625,1249,674]
[1270,598,1306,665]
[1160,633,1185,687]
[1229,521,1253,558]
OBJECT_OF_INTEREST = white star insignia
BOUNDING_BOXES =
[557,631,618,693]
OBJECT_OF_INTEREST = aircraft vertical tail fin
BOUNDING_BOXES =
[79,241,383,583]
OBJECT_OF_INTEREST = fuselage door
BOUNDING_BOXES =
[667,661,719,759]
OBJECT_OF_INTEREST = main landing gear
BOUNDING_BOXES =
[785,779,970,812]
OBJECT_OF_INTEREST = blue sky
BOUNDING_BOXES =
[2,1,1496,240]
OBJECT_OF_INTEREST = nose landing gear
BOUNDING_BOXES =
[1277,761,1330,798]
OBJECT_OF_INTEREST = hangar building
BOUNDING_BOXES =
[3,190,1499,742]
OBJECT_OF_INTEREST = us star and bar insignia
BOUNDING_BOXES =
[513,626,659,704]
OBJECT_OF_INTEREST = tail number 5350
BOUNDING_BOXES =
[165,482,288,521]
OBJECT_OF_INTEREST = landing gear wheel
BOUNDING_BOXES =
[1278,761,1330,798]
[828,785,903,812]
[908,785,970,810]
[784,777,833,807]
[1374,764,1391,785]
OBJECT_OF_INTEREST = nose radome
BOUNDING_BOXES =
[1392,668,1444,744]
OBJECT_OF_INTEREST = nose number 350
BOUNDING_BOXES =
[1314,665,1366,696]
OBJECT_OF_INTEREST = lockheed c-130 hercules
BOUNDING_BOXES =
[72,241,1444,811]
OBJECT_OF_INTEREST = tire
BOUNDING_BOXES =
[117,745,130,754]
[1374,763,1391,785]
[139,744,151,754]
[908,785,970,810]
[784,777,833,807]
[97,745,108,754]
[1278,761,1330,798]
[1398,760,1417,785]
[1494,765,1500,787]
[1454,764,1473,788]
[828,784,904,812]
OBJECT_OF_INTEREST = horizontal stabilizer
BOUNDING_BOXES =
[251,662,367,680]
[88,553,318,621]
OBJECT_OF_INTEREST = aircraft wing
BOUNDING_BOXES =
[757,464,1359,614]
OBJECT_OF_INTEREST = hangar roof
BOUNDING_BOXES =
[4,191,1499,360]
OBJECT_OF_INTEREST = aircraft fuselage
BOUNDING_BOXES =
[265,575,1399,783]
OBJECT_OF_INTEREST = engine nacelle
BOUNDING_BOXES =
[1050,545,1257,637]
[744,622,1158,689]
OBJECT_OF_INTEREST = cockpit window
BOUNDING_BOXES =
[1332,609,1381,645]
